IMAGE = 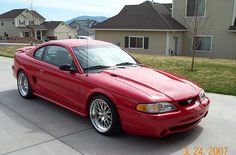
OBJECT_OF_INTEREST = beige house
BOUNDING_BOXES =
[0,9,76,41]
[92,1,186,56]
[172,0,236,58]
[92,1,236,59]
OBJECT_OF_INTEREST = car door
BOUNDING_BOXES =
[36,45,81,109]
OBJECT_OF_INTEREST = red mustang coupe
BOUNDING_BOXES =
[12,39,210,137]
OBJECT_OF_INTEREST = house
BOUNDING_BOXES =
[92,1,187,56]
[69,19,98,38]
[0,9,76,41]
[31,21,76,40]
[92,0,236,59]
[172,0,236,58]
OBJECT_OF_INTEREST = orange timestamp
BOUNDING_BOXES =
[183,146,228,155]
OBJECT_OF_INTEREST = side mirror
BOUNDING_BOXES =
[59,64,76,72]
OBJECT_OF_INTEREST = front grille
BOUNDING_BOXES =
[178,96,198,106]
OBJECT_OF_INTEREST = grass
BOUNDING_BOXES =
[0,45,25,57]
[0,45,235,96]
[131,53,236,96]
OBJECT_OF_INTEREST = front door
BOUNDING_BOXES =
[174,36,179,56]
[36,31,41,40]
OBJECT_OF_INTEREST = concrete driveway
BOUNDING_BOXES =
[0,56,236,155]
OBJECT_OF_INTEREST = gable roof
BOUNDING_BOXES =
[23,21,73,30]
[77,28,89,36]
[162,3,172,12]
[229,18,236,31]
[32,11,46,20]
[70,19,98,28]
[0,9,26,19]
[0,9,45,20]
[42,21,62,29]
[92,1,186,31]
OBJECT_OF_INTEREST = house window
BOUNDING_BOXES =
[23,31,30,38]
[1,22,4,26]
[192,36,212,52]
[18,20,25,25]
[186,0,205,17]
[125,36,149,49]
[130,37,143,48]
[30,20,35,25]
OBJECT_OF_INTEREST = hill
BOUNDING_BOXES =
[66,16,108,24]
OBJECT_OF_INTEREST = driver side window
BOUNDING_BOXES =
[43,46,74,68]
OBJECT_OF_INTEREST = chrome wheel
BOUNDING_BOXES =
[90,99,112,133]
[17,72,29,97]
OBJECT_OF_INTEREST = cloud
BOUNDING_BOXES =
[1,0,172,17]
[2,0,172,11]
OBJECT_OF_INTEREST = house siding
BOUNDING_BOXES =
[54,23,76,40]
[0,10,44,38]
[173,0,236,59]
[95,30,168,55]
[0,19,20,36]
[15,10,41,27]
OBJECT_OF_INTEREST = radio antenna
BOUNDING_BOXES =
[86,19,89,77]
[30,0,33,10]
[86,37,88,77]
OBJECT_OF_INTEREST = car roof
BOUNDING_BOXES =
[47,39,112,48]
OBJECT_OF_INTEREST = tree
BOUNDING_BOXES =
[183,0,209,71]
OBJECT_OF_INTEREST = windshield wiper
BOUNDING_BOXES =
[115,62,137,66]
[83,65,111,71]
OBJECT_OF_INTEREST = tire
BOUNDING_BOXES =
[89,95,121,136]
[17,71,34,99]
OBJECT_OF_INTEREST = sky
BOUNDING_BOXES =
[0,0,172,21]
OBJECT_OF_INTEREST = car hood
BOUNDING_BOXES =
[101,66,200,101]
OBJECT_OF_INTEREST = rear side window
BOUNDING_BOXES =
[34,47,45,60]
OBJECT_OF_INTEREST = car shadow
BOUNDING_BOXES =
[0,90,203,155]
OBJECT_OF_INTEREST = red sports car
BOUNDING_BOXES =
[12,39,210,137]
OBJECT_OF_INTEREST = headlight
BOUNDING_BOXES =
[136,102,177,114]
[199,89,206,101]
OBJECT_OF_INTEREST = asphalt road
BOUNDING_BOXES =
[0,56,236,155]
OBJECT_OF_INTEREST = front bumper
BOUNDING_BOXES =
[12,65,17,78]
[118,97,210,137]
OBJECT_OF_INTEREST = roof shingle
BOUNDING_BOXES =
[0,9,26,19]
[92,1,186,30]
[0,9,45,20]
[42,21,62,29]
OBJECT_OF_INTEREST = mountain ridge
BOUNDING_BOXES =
[66,16,108,24]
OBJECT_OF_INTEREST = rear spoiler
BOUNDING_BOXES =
[15,46,36,55]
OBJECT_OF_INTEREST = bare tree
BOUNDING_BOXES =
[182,0,210,71]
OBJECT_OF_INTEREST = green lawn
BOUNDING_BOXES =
[131,53,236,96]
[0,45,235,96]
[0,45,25,57]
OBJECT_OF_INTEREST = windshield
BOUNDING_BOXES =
[72,45,139,71]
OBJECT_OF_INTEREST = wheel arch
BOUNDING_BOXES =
[16,67,35,91]
[85,90,117,116]
[17,68,24,76]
